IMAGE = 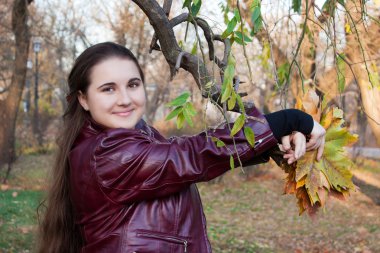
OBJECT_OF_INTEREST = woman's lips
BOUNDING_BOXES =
[113,109,134,116]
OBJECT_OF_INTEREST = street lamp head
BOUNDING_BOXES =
[33,41,41,53]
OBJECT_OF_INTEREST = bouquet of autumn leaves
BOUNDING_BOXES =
[275,89,359,217]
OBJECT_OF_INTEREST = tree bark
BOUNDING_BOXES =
[0,0,32,170]
[131,0,212,92]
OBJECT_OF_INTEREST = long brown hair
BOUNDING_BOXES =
[37,42,144,253]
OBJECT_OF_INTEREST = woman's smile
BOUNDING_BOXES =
[113,109,134,117]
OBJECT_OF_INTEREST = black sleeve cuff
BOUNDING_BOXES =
[264,109,314,142]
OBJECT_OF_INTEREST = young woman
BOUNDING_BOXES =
[38,42,325,253]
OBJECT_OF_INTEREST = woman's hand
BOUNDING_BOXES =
[306,120,326,161]
[281,132,306,164]
[281,120,326,164]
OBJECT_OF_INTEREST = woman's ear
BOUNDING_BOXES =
[77,91,89,111]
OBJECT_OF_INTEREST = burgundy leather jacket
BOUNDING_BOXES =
[69,107,278,253]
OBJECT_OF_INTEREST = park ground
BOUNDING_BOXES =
[0,153,379,253]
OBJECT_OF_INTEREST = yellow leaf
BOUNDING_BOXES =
[296,177,306,189]
[279,88,358,216]
[320,108,333,128]
[296,89,321,121]
[295,96,303,110]
[344,23,351,33]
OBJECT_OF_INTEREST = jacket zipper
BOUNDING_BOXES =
[136,231,188,252]
[254,132,274,148]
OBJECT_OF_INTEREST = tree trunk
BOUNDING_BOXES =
[0,0,32,170]
[344,1,380,145]
[318,1,380,145]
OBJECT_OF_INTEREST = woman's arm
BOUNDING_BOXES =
[92,107,325,204]
[93,107,276,204]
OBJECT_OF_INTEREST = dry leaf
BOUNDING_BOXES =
[281,89,358,216]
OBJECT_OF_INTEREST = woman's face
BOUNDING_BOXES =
[78,57,146,129]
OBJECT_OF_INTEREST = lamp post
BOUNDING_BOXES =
[33,40,42,145]
[25,59,33,114]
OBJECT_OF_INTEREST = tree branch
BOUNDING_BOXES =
[170,13,226,70]
[132,0,256,112]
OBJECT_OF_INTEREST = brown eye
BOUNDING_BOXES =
[102,87,115,92]
[129,82,140,88]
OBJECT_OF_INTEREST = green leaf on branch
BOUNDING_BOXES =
[182,108,194,127]
[230,155,235,170]
[250,5,263,34]
[191,40,198,55]
[236,93,245,114]
[277,62,290,87]
[165,106,183,121]
[251,6,260,22]
[222,17,237,39]
[176,112,185,129]
[191,0,202,16]
[166,92,190,107]
[184,102,197,116]
[292,0,301,13]
[234,31,253,43]
[182,0,192,9]
[244,127,255,147]
[221,53,236,103]
[337,53,346,93]
[217,139,225,147]
[228,91,237,110]
[166,93,197,129]
[234,8,241,22]
[234,36,243,45]
[230,114,245,136]
[253,18,263,34]
[211,136,226,148]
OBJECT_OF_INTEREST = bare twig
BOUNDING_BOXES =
[237,0,253,86]
[261,18,280,89]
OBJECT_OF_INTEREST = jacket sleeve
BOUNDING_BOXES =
[93,106,277,204]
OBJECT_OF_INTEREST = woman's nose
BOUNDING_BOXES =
[117,89,132,105]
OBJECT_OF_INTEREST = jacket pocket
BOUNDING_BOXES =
[136,229,188,252]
